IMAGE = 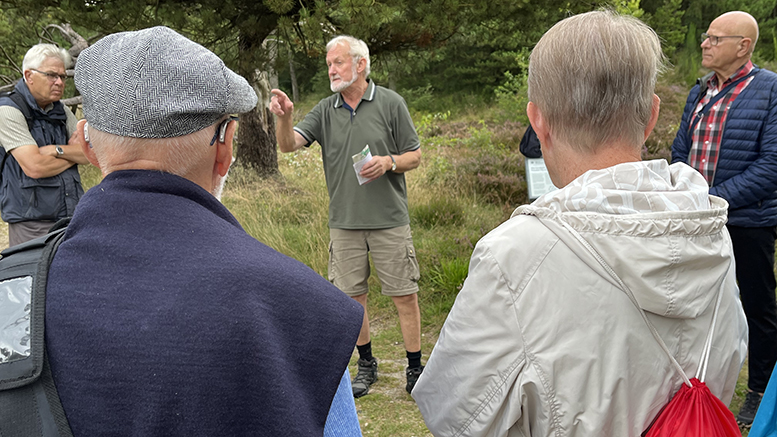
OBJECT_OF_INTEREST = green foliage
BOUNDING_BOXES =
[394,0,590,99]
[0,3,74,86]
[494,54,529,124]
[674,23,703,86]
[411,198,464,229]
[644,0,686,59]
[415,111,450,137]
[613,0,645,19]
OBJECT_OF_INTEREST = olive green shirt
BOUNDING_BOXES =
[294,80,420,229]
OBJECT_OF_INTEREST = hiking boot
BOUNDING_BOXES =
[352,357,378,398]
[737,390,763,426]
[405,365,424,394]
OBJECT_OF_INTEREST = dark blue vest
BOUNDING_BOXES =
[0,81,82,223]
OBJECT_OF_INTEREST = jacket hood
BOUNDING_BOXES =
[515,160,732,319]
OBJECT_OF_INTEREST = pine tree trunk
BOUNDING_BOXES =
[236,70,278,177]
[288,43,299,102]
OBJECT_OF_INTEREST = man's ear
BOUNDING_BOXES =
[214,120,236,177]
[357,57,367,75]
[738,38,753,58]
[644,94,661,142]
[77,120,100,168]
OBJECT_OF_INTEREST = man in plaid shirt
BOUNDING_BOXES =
[672,11,777,427]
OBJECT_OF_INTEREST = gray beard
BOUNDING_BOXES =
[330,75,357,93]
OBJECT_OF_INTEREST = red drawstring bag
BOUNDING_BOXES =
[643,378,741,437]
[554,219,741,437]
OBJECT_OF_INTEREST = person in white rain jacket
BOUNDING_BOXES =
[412,10,748,437]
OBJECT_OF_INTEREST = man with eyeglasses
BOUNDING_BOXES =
[0,44,88,246]
[672,10,777,427]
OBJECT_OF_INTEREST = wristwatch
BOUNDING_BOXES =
[389,155,397,172]
[55,146,64,156]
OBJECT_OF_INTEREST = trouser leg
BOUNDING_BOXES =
[728,225,777,392]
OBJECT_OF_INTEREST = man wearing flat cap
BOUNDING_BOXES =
[0,44,89,246]
[43,26,363,436]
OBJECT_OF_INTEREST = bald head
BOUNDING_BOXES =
[701,11,759,81]
[713,11,759,54]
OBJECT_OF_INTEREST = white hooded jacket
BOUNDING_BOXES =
[413,160,748,437]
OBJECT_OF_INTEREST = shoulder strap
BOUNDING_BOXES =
[688,68,759,133]
[0,222,73,437]
[538,216,725,388]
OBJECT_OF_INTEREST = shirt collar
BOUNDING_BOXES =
[707,60,754,90]
[333,79,376,108]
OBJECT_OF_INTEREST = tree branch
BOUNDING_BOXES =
[44,24,90,58]
[61,95,82,106]
[0,45,22,77]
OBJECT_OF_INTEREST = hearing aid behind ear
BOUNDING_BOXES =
[218,119,229,143]
[84,122,93,148]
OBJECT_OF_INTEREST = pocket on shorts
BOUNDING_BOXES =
[328,240,337,283]
[405,243,421,283]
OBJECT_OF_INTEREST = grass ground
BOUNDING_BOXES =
[0,71,759,435]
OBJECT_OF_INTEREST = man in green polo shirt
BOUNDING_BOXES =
[270,35,424,398]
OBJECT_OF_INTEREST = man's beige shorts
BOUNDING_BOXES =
[328,225,420,297]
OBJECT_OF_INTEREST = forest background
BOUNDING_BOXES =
[1,0,776,435]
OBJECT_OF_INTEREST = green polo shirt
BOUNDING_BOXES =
[294,80,420,230]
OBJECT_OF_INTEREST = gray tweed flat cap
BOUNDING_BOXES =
[75,26,257,138]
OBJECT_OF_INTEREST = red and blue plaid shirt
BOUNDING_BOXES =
[688,61,755,185]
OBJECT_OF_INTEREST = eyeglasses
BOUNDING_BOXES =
[30,69,68,82]
[210,116,239,146]
[700,33,744,46]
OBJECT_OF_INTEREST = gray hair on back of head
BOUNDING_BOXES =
[326,35,371,78]
[528,10,665,152]
[88,121,217,178]
[22,44,72,79]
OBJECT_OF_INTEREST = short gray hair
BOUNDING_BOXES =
[326,35,371,78]
[528,10,664,152]
[22,44,72,77]
[88,121,218,178]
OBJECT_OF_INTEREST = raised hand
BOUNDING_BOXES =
[270,89,294,118]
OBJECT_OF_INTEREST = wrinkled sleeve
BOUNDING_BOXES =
[670,88,698,165]
[709,82,777,208]
[412,241,527,437]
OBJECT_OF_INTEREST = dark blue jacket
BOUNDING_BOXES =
[0,80,82,223]
[671,67,777,227]
[46,170,363,436]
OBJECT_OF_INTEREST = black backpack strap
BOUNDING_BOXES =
[0,226,73,437]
